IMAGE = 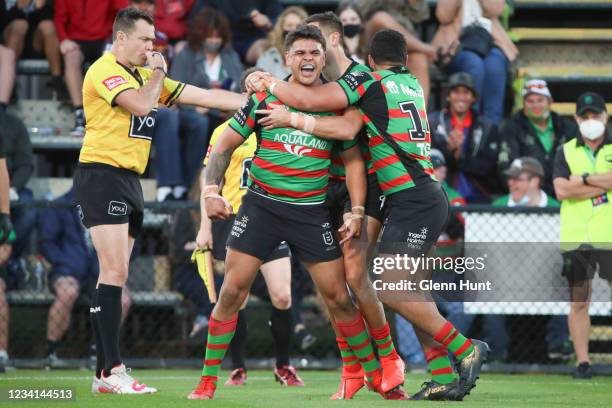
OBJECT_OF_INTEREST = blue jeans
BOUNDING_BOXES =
[448,47,508,125]
[10,188,38,257]
[178,108,210,188]
[153,108,184,187]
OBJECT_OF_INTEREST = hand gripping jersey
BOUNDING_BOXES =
[228,90,341,204]
[336,65,435,195]
[79,52,185,174]
[204,120,257,212]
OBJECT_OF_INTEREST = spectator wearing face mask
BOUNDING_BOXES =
[337,1,366,64]
[498,79,578,197]
[553,92,612,380]
[256,6,308,79]
[170,7,244,188]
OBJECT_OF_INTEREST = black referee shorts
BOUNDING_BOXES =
[74,163,144,238]
[562,248,612,284]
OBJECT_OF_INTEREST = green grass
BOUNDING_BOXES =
[1,369,612,407]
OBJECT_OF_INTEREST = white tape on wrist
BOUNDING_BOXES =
[303,115,316,134]
[269,81,277,95]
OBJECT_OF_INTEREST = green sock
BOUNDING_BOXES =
[337,316,381,383]
[434,321,474,361]
[370,322,397,358]
[201,315,237,385]
[426,346,457,384]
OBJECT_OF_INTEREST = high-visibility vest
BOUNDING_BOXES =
[560,137,612,250]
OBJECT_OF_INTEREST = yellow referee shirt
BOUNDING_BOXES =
[79,52,185,174]
[204,120,257,212]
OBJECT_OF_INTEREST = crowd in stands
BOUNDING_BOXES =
[0,0,608,370]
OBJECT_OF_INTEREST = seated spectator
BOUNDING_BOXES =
[200,0,282,65]
[498,79,578,197]
[0,111,36,274]
[432,0,519,124]
[0,45,16,111]
[54,0,127,137]
[487,157,570,363]
[1,0,62,97]
[39,187,131,368]
[337,1,366,64]
[357,0,435,101]
[429,72,500,202]
[256,6,308,79]
[171,7,244,187]
[396,150,473,365]
[153,0,194,56]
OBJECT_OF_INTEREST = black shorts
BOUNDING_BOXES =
[227,188,342,263]
[562,249,612,284]
[379,181,449,256]
[326,173,387,230]
[75,40,106,66]
[211,215,289,263]
[74,163,144,238]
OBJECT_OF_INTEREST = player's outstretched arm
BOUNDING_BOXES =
[177,85,246,112]
[257,106,363,141]
[204,127,245,220]
[339,145,366,243]
[271,80,348,112]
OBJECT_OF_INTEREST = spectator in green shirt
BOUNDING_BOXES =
[498,79,577,197]
[493,156,559,208]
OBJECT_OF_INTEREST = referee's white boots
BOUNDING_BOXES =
[94,364,157,394]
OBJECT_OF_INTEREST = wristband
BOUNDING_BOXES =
[303,115,316,134]
[269,81,277,95]
[351,206,365,212]
[290,112,299,129]
[154,66,167,77]
[582,173,590,186]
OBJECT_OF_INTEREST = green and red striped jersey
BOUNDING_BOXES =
[228,91,338,204]
[336,66,435,196]
[329,60,375,180]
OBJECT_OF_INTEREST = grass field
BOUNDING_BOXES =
[1,369,612,407]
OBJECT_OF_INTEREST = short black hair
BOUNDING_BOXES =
[284,23,326,53]
[240,67,264,93]
[369,29,407,65]
[112,7,154,41]
[305,12,344,39]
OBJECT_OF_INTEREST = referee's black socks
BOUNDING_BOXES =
[90,289,106,378]
[96,284,123,374]
[270,306,293,368]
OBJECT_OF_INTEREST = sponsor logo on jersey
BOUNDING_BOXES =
[343,70,371,91]
[108,201,128,216]
[102,75,129,91]
[273,130,329,151]
[283,144,313,157]
[129,108,157,140]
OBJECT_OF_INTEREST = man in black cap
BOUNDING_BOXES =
[553,91,611,379]
[429,72,500,202]
[498,79,578,197]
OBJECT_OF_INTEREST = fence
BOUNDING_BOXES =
[2,201,611,371]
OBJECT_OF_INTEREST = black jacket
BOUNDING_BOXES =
[498,110,577,196]
[429,109,502,199]
[0,112,34,190]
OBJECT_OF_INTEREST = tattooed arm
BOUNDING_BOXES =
[204,127,247,220]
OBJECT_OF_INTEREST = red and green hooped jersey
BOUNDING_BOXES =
[329,61,375,180]
[228,90,338,204]
[336,65,435,196]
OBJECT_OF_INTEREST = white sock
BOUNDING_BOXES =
[173,185,188,199]
[156,186,172,202]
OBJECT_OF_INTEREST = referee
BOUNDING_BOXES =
[74,8,245,394]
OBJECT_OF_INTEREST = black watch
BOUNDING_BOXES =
[154,66,167,77]
[582,172,590,185]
